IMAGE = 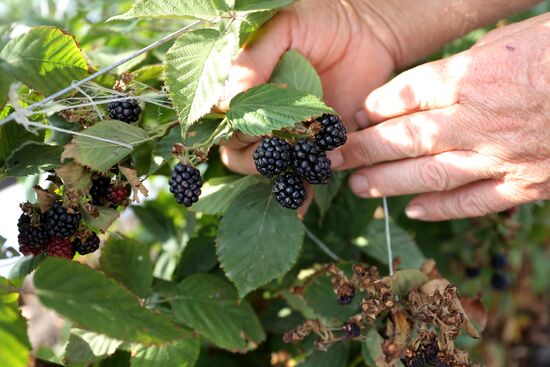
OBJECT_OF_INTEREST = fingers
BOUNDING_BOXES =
[222,132,260,150]
[404,180,522,221]
[361,57,464,124]
[224,11,293,105]
[328,105,471,170]
[220,144,258,176]
[349,151,497,198]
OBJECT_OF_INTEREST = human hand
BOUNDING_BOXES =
[220,0,397,175]
[329,14,550,221]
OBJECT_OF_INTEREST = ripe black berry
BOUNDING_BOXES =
[46,237,74,259]
[73,233,100,255]
[314,114,347,151]
[43,203,81,238]
[291,139,331,184]
[106,184,131,205]
[272,173,306,210]
[465,265,482,278]
[17,213,48,252]
[253,137,291,177]
[169,163,203,207]
[423,342,440,365]
[404,356,424,367]
[341,322,361,339]
[108,99,141,123]
[490,253,508,269]
[491,272,510,290]
[90,175,111,205]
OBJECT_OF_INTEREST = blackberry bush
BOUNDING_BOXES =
[314,114,347,151]
[43,203,81,238]
[291,139,331,184]
[272,172,307,210]
[107,99,141,123]
[253,137,291,177]
[169,163,203,207]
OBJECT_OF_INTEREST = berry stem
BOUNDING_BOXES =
[304,227,340,261]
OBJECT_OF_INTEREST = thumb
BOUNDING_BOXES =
[223,11,293,108]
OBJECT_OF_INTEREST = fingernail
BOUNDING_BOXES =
[350,174,369,193]
[328,150,344,168]
[355,110,370,128]
[405,205,427,219]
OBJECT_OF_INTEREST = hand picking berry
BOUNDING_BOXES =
[108,98,142,123]
[253,137,291,177]
[169,163,203,207]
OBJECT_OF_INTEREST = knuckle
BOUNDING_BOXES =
[419,160,452,192]
[396,121,423,158]
[455,190,489,218]
[347,134,376,166]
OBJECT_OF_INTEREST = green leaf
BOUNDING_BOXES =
[171,274,265,352]
[7,253,46,280]
[110,0,222,21]
[132,202,177,244]
[0,67,12,109]
[0,27,88,96]
[300,342,349,367]
[362,329,386,367]
[0,120,43,166]
[270,50,323,98]
[234,0,296,11]
[65,329,123,365]
[65,120,148,172]
[228,84,333,136]
[131,335,200,367]
[0,277,31,367]
[217,183,304,298]
[355,219,425,269]
[174,236,218,279]
[192,175,261,215]
[165,30,237,129]
[384,269,428,295]
[313,172,344,217]
[34,257,185,345]
[302,272,363,324]
[238,11,276,46]
[81,207,120,233]
[100,237,153,298]
[2,142,63,178]
[182,118,221,148]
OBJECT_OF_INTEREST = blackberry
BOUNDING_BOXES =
[44,203,81,238]
[169,163,203,207]
[491,272,510,290]
[46,237,74,259]
[423,343,440,365]
[272,173,306,210]
[19,245,44,256]
[73,233,100,255]
[314,114,347,151]
[90,175,111,205]
[291,139,331,184]
[253,137,291,177]
[108,99,141,123]
[17,213,48,252]
[490,253,508,269]
[337,284,356,306]
[106,183,131,205]
[341,322,361,339]
[465,266,482,278]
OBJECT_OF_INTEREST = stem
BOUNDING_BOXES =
[304,227,340,262]
[382,197,394,276]
[0,20,202,127]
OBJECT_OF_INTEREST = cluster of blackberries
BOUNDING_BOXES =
[253,114,347,209]
[17,204,100,259]
[90,174,131,207]
[169,163,203,207]
[107,98,142,123]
